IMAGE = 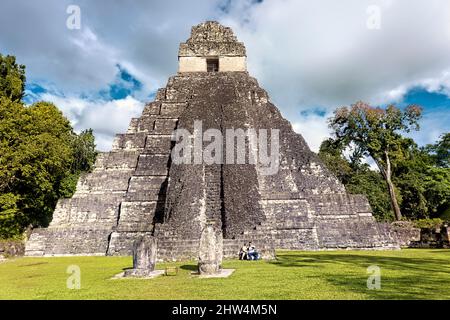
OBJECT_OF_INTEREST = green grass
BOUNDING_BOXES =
[0,249,449,300]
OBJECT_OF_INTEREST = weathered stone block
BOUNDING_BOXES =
[160,102,187,117]
[116,201,163,231]
[153,119,178,134]
[142,102,161,116]
[124,235,157,277]
[103,151,140,169]
[144,135,173,154]
[198,223,223,275]
[112,133,147,151]
[134,154,170,176]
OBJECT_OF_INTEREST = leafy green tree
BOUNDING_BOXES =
[422,167,450,219]
[346,170,394,222]
[59,129,97,198]
[0,54,26,102]
[328,102,422,220]
[0,54,97,238]
[320,132,450,221]
[71,129,97,173]
[424,133,449,168]
[318,139,353,184]
[319,139,393,221]
[393,137,450,220]
[0,100,74,236]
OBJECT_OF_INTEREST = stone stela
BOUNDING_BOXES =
[197,220,223,275]
[124,235,158,278]
[25,21,400,261]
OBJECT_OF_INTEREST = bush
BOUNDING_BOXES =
[412,218,444,229]
[438,206,450,222]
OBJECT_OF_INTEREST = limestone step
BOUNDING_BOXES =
[25,227,112,256]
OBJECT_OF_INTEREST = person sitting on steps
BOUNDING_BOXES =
[239,243,248,260]
[247,242,260,260]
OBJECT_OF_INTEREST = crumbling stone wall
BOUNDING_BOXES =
[409,225,450,248]
[0,240,25,257]
[390,221,421,247]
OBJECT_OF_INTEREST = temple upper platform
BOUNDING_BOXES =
[178,21,247,73]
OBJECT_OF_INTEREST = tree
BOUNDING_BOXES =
[346,170,394,221]
[393,137,450,220]
[0,54,26,102]
[71,129,97,173]
[0,54,97,238]
[58,129,98,199]
[0,100,98,238]
[424,133,450,168]
[318,139,353,184]
[329,102,422,220]
[0,100,73,236]
[319,139,394,221]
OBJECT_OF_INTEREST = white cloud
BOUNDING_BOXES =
[39,94,144,151]
[420,71,450,97]
[408,107,450,147]
[222,0,450,148]
[0,0,224,96]
[292,111,333,153]
[1,0,449,151]
[223,0,450,111]
[0,1,119,94]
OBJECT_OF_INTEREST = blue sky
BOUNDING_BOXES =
[25,66,145,103]
[402,89,450,147]
[404,89,450,108]
[2,0,449,151]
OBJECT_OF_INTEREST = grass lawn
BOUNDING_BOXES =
[0,249,449,300]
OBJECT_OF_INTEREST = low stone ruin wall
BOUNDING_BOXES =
[390,221,421,247]
[409,225,450,249]
[0,240,25,258]
[390,221,450,248]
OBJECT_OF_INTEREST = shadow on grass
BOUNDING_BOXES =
[121,267,133,271]
[272,252,450,274]
[180,264,197,271]
[271,251,450,299]
[326,271,450,300]
[18,262,49,267]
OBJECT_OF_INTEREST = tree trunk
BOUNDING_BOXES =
[384,151,402,221]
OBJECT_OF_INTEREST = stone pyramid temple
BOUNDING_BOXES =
[26,21,399,259]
